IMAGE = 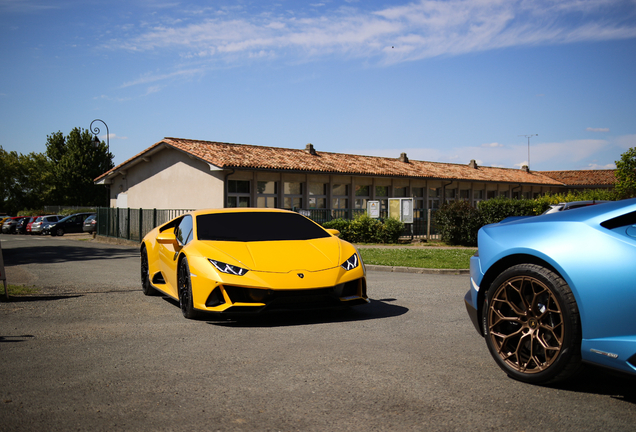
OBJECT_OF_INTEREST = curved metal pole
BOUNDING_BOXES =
[90,119,109,153]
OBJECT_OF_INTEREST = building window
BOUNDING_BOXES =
[332,184,349,209]
[487,190,497,199]
[445,188,456,203]
[308,182,327,209]
[354,185,370,209]
[227,180,250,208]
[284,182,303,209]
[411,187,425,212]
[394,186,407,197]
[459,189,471,201]
[375,185,389,212]
[428,187,441,210]
[257,181,278,208]
[473,190,484,204]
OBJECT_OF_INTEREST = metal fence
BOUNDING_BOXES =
[96,208,194,242]
[96,207,440,242]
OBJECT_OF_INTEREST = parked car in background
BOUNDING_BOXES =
[16,217,35,234]
[30,215,62,235]
[25,217,39,234]
[46,213,95,236]
[1,217,23,234]
[542,200,610,214]
[83,214,97,233]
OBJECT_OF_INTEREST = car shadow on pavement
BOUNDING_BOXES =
[205,298,408,327]
[2,243,138,266]
[0,294,83,303]
[548,366,636,405]
[0,335,35,343]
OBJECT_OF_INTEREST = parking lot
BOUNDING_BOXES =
[1,234,635,431]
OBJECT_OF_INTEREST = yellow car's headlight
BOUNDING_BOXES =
[208,259,249,276]
[341,253,359,271]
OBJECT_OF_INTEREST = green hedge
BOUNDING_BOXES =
[434,190,618,246]
[323,214,404,244]
[434,200,482,246]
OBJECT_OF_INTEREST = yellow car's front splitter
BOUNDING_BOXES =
[189,265,368,314]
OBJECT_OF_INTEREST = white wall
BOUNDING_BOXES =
[109,147,226,210]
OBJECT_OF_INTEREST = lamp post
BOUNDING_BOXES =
[519,134,538,169]
[90,119,109,153]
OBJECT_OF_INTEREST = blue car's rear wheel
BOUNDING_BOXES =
[483,263,582,384]
[178,257,201,319]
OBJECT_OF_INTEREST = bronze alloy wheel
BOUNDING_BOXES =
[484,264,582,384]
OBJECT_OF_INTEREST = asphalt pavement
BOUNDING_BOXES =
[1,234,635,431]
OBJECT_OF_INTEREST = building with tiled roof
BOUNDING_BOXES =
[540,170,617,189]
[94,138,613,212]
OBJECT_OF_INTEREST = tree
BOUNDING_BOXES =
[615,147,636,199]
[0,147,54,215]
[46,127,114,206]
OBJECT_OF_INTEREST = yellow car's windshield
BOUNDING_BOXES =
[196,212,331,242]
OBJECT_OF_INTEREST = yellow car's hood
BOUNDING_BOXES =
[198,237,343,272]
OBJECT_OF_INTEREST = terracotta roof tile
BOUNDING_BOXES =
[96,138,568,186]
[540,170,617,186]
[161,138,563,185]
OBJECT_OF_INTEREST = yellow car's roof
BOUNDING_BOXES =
[188,208,296,216]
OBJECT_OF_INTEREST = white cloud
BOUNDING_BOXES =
[107,134,128,140]
[586,127,610,132]
[482,142,503,148]
[105,0,636,65]
[586,163,616,169]
[616,134,636,150]
[120,68,204,88]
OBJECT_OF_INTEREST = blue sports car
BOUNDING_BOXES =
[465,198,636,384]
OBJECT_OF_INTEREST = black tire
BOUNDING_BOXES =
[483,263,582,385]
[56,227,64,236]
[140,247,158,296]
[178,257,201,319]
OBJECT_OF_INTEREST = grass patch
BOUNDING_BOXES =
[4,284,40,296]
[359,248,474,269]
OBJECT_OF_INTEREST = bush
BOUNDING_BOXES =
[477,197,538,225]
[434,201,482,246]
[322,218,352,239]
[378,217,405,244]
[322,215,404,244]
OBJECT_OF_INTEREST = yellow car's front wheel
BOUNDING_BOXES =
[178,257,202,320]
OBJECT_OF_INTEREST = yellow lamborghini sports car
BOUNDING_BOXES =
[140,208,369,319]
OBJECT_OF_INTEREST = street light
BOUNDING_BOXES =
[90,119,109,153]
[519,134,538,169]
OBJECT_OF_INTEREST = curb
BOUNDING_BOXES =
[87,236,470,274]
[365,264,469,275]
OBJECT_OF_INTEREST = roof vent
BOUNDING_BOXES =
[305,143,317,155]
[521,165,530,172]
[469,159,478,169]
[399,152,409,163]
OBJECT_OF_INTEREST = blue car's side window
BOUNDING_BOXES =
[175,215,193,246]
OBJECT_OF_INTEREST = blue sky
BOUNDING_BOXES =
[1,0,635,171]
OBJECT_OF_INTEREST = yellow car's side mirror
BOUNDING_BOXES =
[325,229,340,237]
[157,231,181,248]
